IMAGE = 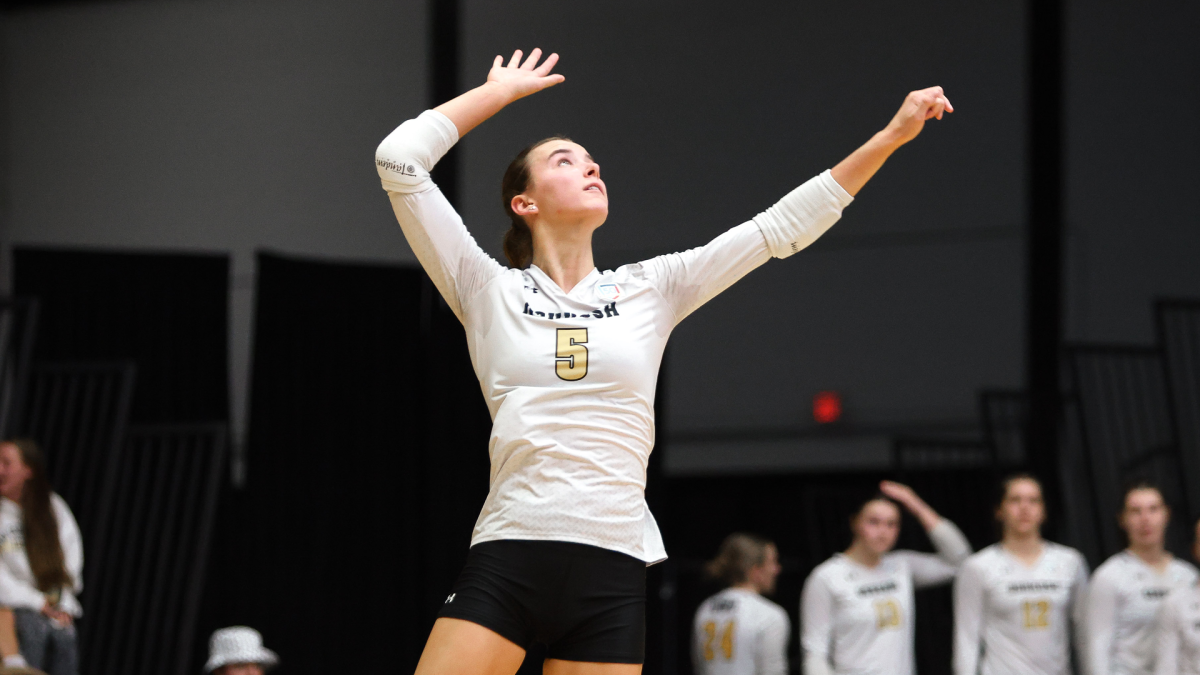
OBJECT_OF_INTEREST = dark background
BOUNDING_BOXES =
[0,0,1196,674]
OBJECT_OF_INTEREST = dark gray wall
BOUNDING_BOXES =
[9,1,1191,475]
[459,0,1027,471]
[1,0,427,450]
[1065,0,1200,344]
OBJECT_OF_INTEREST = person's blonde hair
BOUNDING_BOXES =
[704,533,772,586]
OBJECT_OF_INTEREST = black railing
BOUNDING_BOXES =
[1067,344,1190,556]
[0,298,39,438]
[83,423,227,675]
[1157,300,1200,523]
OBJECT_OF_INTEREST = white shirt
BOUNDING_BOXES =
[800,519,972,675]
[1155,582,1200,675]
[0,494,84,617]
[1087,550,1198,675]
[375,111,853,562]
[954,542,1089,675]
[693,587,790,675]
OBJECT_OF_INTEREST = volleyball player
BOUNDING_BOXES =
[1087,481,1198,675]
[1154,517,1200,675]
[692,534,788,675]
[954,474,1089,675]
[375,48,954,675]
[800,480,971,675]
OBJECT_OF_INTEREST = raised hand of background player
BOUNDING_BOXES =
[880,480,943,532]
[488,48,565,102]
[884,86,954,146]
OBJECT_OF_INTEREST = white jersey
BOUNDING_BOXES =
[1155,582,1200,675]
[376,111,853,562]
[954,542,1089,675]
[693,587,790,675]
[1087,550,1199,675]
[0,494,84,617]
[800,519,972,675]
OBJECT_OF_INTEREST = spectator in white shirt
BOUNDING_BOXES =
[0,440,82,675]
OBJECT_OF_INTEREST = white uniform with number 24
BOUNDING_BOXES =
[375,110,854,563]
[693,588,790,675]
[954,542,1089,675]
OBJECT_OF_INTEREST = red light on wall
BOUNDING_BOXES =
[813,391,842,424]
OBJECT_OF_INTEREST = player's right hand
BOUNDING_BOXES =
[487,48,565,102]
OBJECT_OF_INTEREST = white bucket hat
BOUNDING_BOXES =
[204,626,279,673]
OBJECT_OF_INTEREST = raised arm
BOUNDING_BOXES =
[640,87,952,323]
[376,49,562,320]
[882,481,973,587]
[830,86,953,196]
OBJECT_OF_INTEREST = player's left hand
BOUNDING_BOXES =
[884,86,953,146]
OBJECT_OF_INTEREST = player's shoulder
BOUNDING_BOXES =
[1093,550,1133,580]
[1044,541,1087,568]
[807,554,850,584]
[963,543,1004,570]
[1169,557,1200,584]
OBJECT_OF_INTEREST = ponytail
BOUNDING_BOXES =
[500,136,572,269]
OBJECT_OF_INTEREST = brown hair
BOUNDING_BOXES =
[5,439,71,594]
[705,533,772,586]
[501,136,572,269]
[996,472,1043,509]
[1120,478,1165,511]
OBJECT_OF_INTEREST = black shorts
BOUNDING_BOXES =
[438,539,646,664]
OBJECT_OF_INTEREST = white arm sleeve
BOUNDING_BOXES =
[1154,599,1181,675]
[954,559,986,675]
[0,562,45,612]
[800,570,835,675]
[375,110,505,323]
[640,170,853,323]
[1071,555,1092,674]
[1085,569,1117,675]
[757,610,790,675]
[53,495,84,616]
[896,519,974,589]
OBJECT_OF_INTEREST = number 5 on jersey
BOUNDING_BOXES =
[556,328,589,381]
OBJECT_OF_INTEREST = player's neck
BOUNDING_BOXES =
[730,581,761,595]
[844,542,883,568]
[1128,543,1171,572]
[530,236,596,294]
[1001,532,1044,565]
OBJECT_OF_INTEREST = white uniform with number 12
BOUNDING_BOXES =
[376,110,854,564]
[954,542,1089,675]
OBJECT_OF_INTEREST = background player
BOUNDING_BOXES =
[800,481,971,675]
[1087,480,1198,675]
[954,474,1089,675]
[692,534,788,675]
[1154,517,1200,675]
[376,48,953,675]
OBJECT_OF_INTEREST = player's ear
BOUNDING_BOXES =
[512,195,537,216]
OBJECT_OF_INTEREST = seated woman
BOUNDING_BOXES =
[0,440,83,675]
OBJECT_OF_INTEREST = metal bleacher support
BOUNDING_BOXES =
[1158,300,1200,524]
[1067,344,1190,557]
[0,298,39,439]
[84,423,227,675]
